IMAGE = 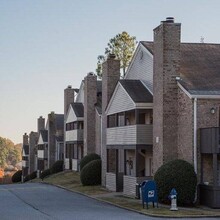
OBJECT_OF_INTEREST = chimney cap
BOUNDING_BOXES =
[67,85,72,89]
[87,72,95,76]
[51,111,55,114]
[39,116,43,118]
[166,17,174,23]
[108,53,116,59]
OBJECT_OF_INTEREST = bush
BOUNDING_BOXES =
[80,159,101,186]
[154,159,197,206]
[80,153,101,171]
[11,170,22,183]
[24,171,37,182]
[40,168,51,180]
[51,160,64,174]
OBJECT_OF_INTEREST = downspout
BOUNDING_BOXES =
[100,115,103,161]
[193,98,197,174]
[193,97,198,203]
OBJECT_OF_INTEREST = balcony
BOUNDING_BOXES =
[106,124,153,146]
[200,127,220,154]
[22,160,28,167]
[66,130,83,142]
[37,150,48,159]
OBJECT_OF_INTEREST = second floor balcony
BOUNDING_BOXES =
[106,109,153,146]
[107,124,153,146]
[66,129,83,142]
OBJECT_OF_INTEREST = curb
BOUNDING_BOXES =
[38,182,220,219]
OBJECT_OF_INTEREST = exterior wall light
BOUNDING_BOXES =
[210,107,215,114]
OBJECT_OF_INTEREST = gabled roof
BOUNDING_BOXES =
[71,103,84,117]
[140,41,220,95]
[179,43,220,95]
[140,41,153,55]
[106,79,153,115]
[55,114,64,130]
[119,80,153,103]
[39,130,48,142]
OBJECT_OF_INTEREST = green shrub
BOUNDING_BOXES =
[80,153,101,171]
[80,159,101,186]
[154,159,197,206]
[40,168,51,180]
[11,170,22,183]
[51,160,64,174]
[24,171,37,182]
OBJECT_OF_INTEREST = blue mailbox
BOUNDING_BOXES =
[141,180,158,209]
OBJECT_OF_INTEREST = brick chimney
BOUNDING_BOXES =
[64,85,75,117]
[37,116,45,133]
[23,133,29,146]
[153,17,181,173]
[101,54,120,186]
[29,131,38,174]
[84,72,97,155]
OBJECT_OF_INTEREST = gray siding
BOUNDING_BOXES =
[107,125,153,145]
[106,172,116,191]
[107,83,135,115]
[125,44,153,93]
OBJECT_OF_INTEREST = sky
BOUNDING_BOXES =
[1,0,220,144]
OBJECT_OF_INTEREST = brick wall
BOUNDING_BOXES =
[84,73,97,155]
[101,55,120,186]
[37,116,45,133]
[29,131,38,173]
[153,19,181,174]
[178,88,194,163]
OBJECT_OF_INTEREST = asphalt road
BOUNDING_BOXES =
[0,183,218,220]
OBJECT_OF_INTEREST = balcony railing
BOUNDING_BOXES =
[66,130,83,142]
[200,127,220,154]
[106,124,153,146]
[37,149,48,159]
[22,160,28,167]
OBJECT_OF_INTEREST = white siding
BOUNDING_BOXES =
[22,160,28,167]
[72,159,80,171]
[75,81,84,103]
[38,134,44,145]
[125,44,153,93]
[66,106,77,123]
[106,125,153,145]
[37,150,44,159]
[66,130,83,142]
[107,83,135,115]
[106,172,116,191]
[123,176,148,198]
[65,158,69,169]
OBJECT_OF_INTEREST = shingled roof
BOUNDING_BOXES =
[55,114,64,130]
[71,103,84,117]
[40,130,48,142]
[119,80,153,103]
[23,145,29,155]
[140,41,220,95]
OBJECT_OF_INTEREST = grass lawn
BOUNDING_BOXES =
[31,171,220,218]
